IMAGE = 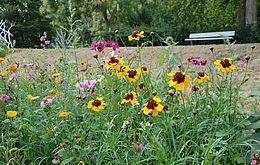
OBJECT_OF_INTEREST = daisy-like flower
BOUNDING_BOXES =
[214,58,236,73]
[168,89,175,96]
[168,71,190,90]
[119,91,137,105]
[128,31,144,41]
[107,41,120,51]
[78,160,85,165]
[116,66,130,77]
[142,97,164,116]
[0,70,7,76]
[194,72,210,84]
[52,72,63,78]
[80,61,85,66]
[127,69,140,83]
[41,96,55,108]
[104,57,124,71]
[141,66,149,74]
[0,57,6,62]
[52,156,62,164]
[138,83,146,91]
[59,111,70,118]
[7,110,17,118]
[0,94,10,101]
[87,97,105,112]
[8,65,18,72]
[27,94,40,101]
[191,86,200,93]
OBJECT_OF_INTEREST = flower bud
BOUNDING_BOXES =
[245,55,250,61]
[93,54,99,59]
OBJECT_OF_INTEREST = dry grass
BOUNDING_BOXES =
[8,43,260,112]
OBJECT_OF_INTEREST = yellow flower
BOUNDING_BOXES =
[104,57,124,71]
[214,58,236,73]
[80,61,85,66]
[190,86,200,93]
[168,71,190,90]
[116,66,130,77]
[52,72,63,77]
[7,110,17,118]
[128,31,145,41]
[119,91,137,105]
[55,78,62,84]
[0,70,7,76]
[87,97,105,112]
[78,160,85,165]
[48,89,57,94]
[168,89,175,96]
[142,97,164,116]
[127,69,141,83]
[138,83,146,91]
[27,94,39,100]
[194,72,210,84]
[141,66,149,74]
[8,65,18,72]
[0,57,6,62]
[59,111,70,118]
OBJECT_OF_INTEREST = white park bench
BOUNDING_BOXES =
[185,31,235,44]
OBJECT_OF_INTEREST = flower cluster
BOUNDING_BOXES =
[90,40,120,52]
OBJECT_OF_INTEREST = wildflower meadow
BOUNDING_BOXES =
[0,31,260,165]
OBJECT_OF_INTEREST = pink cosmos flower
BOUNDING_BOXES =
[133,141,143,153]
[75,82,85,91]
[83,79,96,88]
[0,94,10,101]
[75,79,97,95]
[90,40,106,52]
[107,41,120,51]
[251,160,256,165]
[8,73,16,82]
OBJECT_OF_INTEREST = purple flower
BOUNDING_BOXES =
[251,160,256,165]
[124,48,133,55]
[8,73,16,82]
[237,60,246,67]
[199,60,207,66]
[0,94,10,101]
[107,41,120,51]
[133,141,143,153]
[75,82,85,91]
[90,41,97,51]
[90,40,106,52]
[75,79,97,95]
[83,79,96,88]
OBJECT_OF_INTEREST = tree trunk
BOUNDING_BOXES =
[237,0,246,27]
[245,0,257,28]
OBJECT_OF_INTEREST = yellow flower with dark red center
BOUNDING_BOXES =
[27,94,39,100]
[116,66,130,77]
[87,97,105,112]
[142,97,164,116]
[127,69,140,82]
[80,61,85,66]
[194,72,210,84]
[168,71,190,90]
[0,57,5,62]
[55,78,62,84]
[0,70,7,76]
[78,160,85,165]
[105,57,124,71]
[7,110,17,118]
[59,111,70,118]
[138,83,146,91]
[214,58,236,73]
[191,86,200,93]
[52,67,57,72]
[52,156,62,164]
[8,65,18,72]
[168,89,175,96]
[74,135,81,141]
[48,89,57,94]
[119,91,137,105]
[141,66,149,74]
[128,31,145,41]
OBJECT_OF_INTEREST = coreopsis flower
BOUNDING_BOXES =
[104,57,124,71]
[168,90,175,96]
[128,31,144,41]
[0,57,5,62]
[116,66,130,77]
[0,94,10,101]
[87,97,105,112]
[194,72,210,84]
[48,89,57,94]
[138,83,146,91]
[8,65,18,72]
[59,111,70,118]
[80,61,85,66]
[27,94,40,101]
[52,72,63,78]
[7,110,17,118]
[78,160,85,165]
[119,91,137,105]
[191,86,200,93]
[52,156,62,164]
[127,69,141,82]
[214,58,236,73]
[168,71,190,90]
[107,41,120,51]
[55,78,62,84]
[142,97,164,116]
[141,66,149,74]
[74,135,81,141]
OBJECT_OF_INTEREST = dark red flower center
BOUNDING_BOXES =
[109,57,119,64]
[128,70,137,78]
[198,72,205,78]
[191,86,200,92]
[146,100,158,109]
[124,93,134,100]
[220,59,231,68]
[131,31,139,38]
[142,66,148,71]
[92,100,101,107]
[139,84,145,90]
[173,72,185,83]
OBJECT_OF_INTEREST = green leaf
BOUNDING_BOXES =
[61,157,74,164]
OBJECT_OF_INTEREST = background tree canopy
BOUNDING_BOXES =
[0,0,259,47]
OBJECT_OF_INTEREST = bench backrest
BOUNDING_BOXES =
[189,31,235,39]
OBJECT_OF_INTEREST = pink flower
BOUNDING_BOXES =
[124,48,133,55]
[107,41,120,51]
[133,141,143,153]
[8,73,16,82]
[251,160,256,165]
[40,96,54,108]
[237,60,246,67]
[75,82,85,91]
[83,79,96,88]
[0,94,10,101]
[90,40,106,52]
